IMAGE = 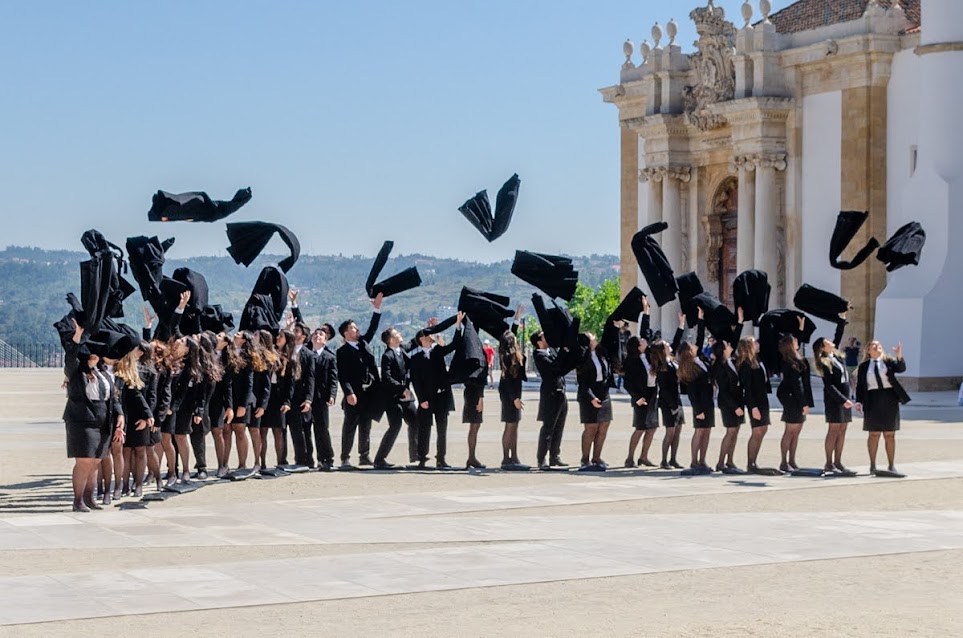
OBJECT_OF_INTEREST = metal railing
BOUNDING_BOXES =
[0,343,65,368]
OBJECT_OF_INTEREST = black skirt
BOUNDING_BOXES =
[749,408,771,428]
[863,388,900,432]
[720,407,745,428]
[124,417,151,448]
[579,396,613,424]
[260,390,286,429]
[780,406,808,424]
[500,397,522,423]
[660,405,684,428]
[824,394,853,424]
[631,402,657,430]
[462,385,484,424]
[692,408,716,429]
[159,413,176,435]
[66,402,110,459]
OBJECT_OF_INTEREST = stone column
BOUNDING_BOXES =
[732,155,756,275]
[753,154,786,305]
[661,166,690,335]
[640,167,666,330]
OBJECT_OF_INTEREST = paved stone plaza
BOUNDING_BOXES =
[1,370,961,635]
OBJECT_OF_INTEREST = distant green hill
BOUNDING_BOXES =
[0,246,619,344]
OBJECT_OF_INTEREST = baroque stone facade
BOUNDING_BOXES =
[601,0,916,348]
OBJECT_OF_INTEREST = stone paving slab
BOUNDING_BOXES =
[1,510,962,626]
[0,460,960,551]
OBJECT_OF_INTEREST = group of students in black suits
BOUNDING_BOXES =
[617,298,910,478]
[61,286,912,511]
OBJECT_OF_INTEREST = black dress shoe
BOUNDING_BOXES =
[660,461,671,470]
[550,458,569,467]
[358,456,373,466]
[436,460,453,470]
[416,461,427,470]
[624,458,636,468]
[196,470,208,480]
[669,460,682,469]
[373,460,395,470]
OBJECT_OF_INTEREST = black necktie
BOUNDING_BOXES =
[874,361,885,389]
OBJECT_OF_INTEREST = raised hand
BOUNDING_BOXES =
[893,342,903,359]
[143,307,156,328]
[371,292,384,311]
[288,289,299,305]
[178,290,191,310]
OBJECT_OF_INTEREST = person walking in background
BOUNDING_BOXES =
[844,336,862,382]
[483,339,496,389]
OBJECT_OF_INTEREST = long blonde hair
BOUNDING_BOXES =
[735,336,759,369]
[114,350,144,390]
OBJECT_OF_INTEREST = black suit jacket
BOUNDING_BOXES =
[712,360,743,414]
[777,359,815,410]
[292,346,316,407]
[576,349,613,403]
[738,361,771,411]
[855,358,911,405]
[410,339,456,409]
[381,347,414,403]
[685,363,715,418]
[229,364,255,410]
[534,348,568,396]
[312,346,339,405]
[623,355,656,407]
[818,354,852,408]
[336,311,382,405]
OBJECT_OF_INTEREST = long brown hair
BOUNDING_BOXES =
[778,335,805,372]
[239,330,267,373]
[811,337,840,377]
[198,332,224,383]
[648,340,671,373]
[220,333,245,373]
[735,336,759,369]
[277,329,302,380]
[499,331,524,379]
[151,341,173,374]
[257,330,281,373]
[676,341,703,384]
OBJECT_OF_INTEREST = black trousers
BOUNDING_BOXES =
[311,403,334,465]
[288,406,314,467]
[376,399,418,463]
[341,403,372,462]
[417,401,449,463]
[190,418,212,471]
[537,393,568,463]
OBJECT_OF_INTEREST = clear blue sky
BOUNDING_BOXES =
[0,0,751,262]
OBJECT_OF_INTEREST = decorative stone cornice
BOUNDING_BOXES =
[728,153,786,172]
[639,167,666,183]
[639,165,692,183]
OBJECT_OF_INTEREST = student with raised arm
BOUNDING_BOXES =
[855,340,911,477]
[336,293,385,469]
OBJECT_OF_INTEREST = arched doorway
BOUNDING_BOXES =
[706,177,738,309]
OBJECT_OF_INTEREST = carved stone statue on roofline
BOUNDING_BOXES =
[684,0,737,131]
